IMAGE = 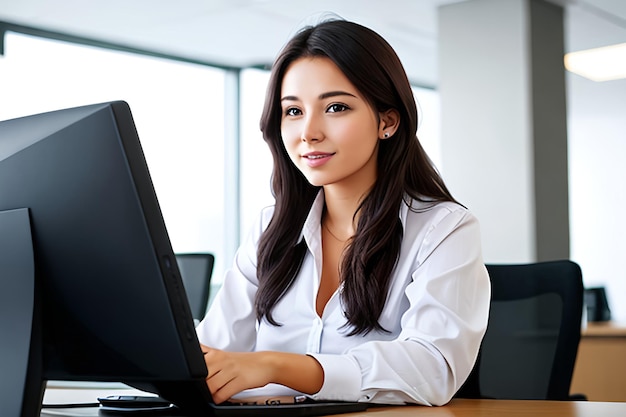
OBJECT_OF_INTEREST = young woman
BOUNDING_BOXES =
[196,19,490,406]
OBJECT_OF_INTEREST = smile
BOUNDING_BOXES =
[302,152,335,167]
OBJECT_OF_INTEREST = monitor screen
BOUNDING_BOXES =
[0,101,212,416]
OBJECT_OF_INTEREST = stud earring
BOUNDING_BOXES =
[383,132,390,138]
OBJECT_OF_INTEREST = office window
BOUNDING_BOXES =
[239,68,274,241]
[0,32,228,280]
[412,86,442,171]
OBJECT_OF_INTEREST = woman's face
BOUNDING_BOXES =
[280,56,386,192]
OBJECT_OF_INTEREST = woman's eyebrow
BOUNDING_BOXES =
[319,90,357,100]
[281,91,358,103]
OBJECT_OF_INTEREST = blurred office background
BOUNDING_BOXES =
[0,0,625,321]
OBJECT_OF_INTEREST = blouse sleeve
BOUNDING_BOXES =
[195,207,272,351]
[308,208,491,406]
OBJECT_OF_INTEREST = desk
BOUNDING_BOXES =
[570,321,626,401]
[40,386,626,417]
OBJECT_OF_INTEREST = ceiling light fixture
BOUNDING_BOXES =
[564,42,626,82]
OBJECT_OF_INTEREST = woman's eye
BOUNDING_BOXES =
[327,103,348,113]
[285,107,301,116]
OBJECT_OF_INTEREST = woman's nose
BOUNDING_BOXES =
[300,113,324,143]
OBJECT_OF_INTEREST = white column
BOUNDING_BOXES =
[439,0,569,263]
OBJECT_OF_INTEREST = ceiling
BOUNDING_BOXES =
[0,0,625,114]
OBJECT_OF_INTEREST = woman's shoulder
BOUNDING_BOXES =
[240,204,276,245]
[250,205,275,236]
[259,204,276,223]
[404,197,469,215]
[402,197,477,229]
[401,198,482,257]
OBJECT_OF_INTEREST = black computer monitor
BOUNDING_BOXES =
[0,101,211,416]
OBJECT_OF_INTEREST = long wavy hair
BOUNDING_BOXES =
[257,19,457,335]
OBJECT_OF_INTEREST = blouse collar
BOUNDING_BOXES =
[297,191,412,248]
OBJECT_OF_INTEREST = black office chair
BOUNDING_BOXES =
[175,253,215,322]
[457,260,584,400]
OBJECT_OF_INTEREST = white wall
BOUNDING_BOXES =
[567,73,626,323]
[439,0,626,324]
[439,0,550,263]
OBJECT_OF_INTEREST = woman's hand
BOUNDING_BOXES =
[201,345,274,403]
[200,344,325,404]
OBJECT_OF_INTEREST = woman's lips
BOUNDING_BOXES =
[302,152,335,167]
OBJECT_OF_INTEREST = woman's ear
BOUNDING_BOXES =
[378,109,400,139]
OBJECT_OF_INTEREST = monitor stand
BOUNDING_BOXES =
[0,208,44,417]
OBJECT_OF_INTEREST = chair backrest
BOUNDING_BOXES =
[457,260,584,400]
[175,253,215,321]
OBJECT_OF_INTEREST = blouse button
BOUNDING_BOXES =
[306,317,323,353]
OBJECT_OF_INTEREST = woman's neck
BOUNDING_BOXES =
[322,186,370,240]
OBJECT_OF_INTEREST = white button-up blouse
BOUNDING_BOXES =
[196,192,490,406]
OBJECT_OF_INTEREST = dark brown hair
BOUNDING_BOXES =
[257,19,457,335]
